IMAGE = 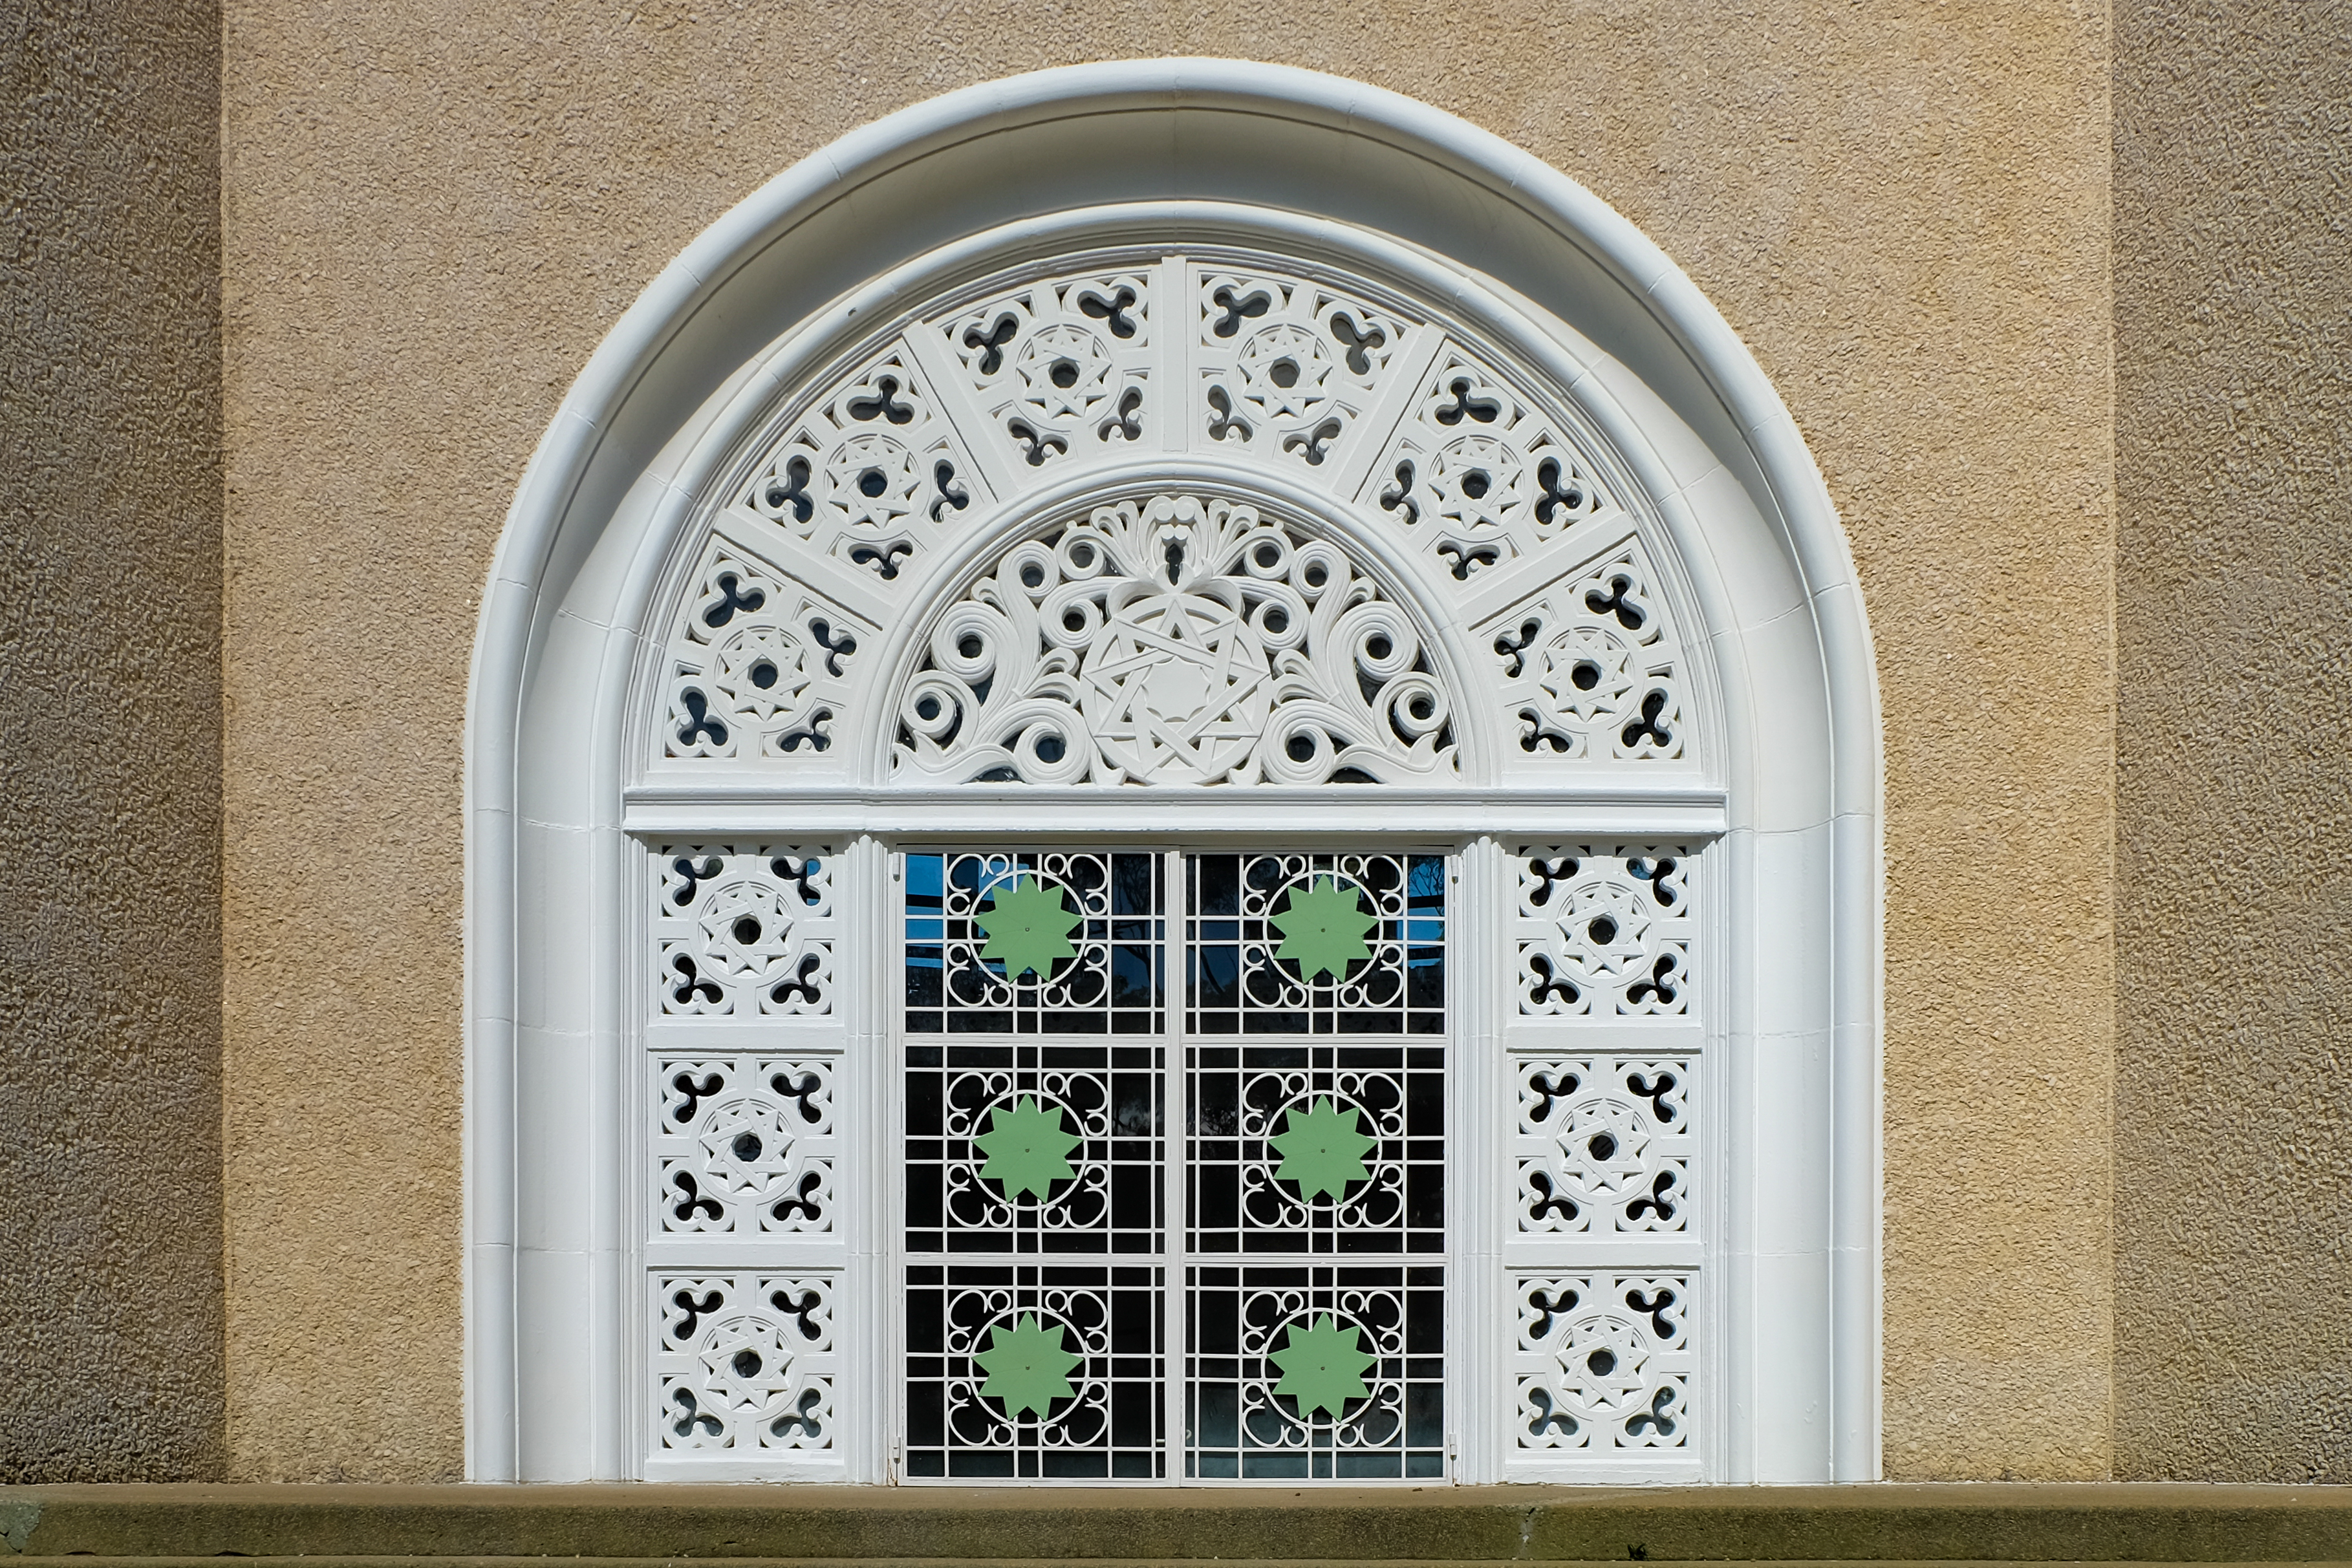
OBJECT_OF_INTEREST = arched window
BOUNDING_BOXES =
[468,63,1881,1487]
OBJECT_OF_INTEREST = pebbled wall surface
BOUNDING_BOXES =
[2113,0,2352,1479]
[1,0,226,1481]
[219,4,2115,1477]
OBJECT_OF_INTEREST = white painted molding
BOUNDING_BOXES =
[466,59,1883,1485]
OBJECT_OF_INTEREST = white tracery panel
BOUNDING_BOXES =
[890,494,1458,786]
[661,535,877,760]
[1514,846,1695,1017]
[652,845,837,1016]
[1482,543,1687,763]
[939,270,1156,471]
[1358,345,1632,582]
[1191,268,1418,473]
[736,345,993,584]
[1513,1273,1693,1452]
[1515,1057,1692,1234]
[653,1272,839,1454]
[653,1055,837,1234]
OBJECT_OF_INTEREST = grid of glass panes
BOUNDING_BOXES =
[1185,853,1445,1035]
[903,850,1167,1478]
[1181,852,1447,1479]
[899,848,1448,1483]
[905,850,1164,1033]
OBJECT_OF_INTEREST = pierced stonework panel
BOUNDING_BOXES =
[1482,544,1687,762]
[1516,1058,1692,1234]
[1513,1273,1692,1452]
[654,1055,836,1234]
[654,1272,838,1454]
[892,495,1458,787]
[1193,268,1418,473]
[1515,846,1694,1017]
[661,535,877,760]
[940,270,1155,471]
[735,343,990,584]
[653,846,837,1016]
[1360,346,1630,582]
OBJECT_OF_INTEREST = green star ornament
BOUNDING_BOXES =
[1268,1095,1375,1199]
[974,1095,1079,1199]
[1269,1313,1374,1419]
[977,875,1081,979]
[1270,875,1376,980]
[974,1313,1080,1418]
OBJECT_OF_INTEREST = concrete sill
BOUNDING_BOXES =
[2,1485,2349,1564]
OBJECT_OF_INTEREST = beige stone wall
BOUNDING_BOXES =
[220,3,2116,1478]
[2,0,226,1482]
[2113,0,2352,1480]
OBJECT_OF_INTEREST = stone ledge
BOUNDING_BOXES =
[2,1486,2349,1563]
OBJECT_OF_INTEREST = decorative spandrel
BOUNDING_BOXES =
[661,541,875,762]
[1192,268,1418,473]
[733,344,989,584]
[1186,852,1446,1035]
[889,495,1458,787]
[903,850,1164,1034]
[938,270,1156,473]
[1482,546,1687,764]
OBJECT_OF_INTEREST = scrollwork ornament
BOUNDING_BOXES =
[892,495,1457,786]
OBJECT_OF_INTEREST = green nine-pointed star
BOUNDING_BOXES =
[974,1095,1079,1199]
[1269,1313,1374,1419]
[976,874,1081,979]
[974,1313,1080,1417]
[1269,1095,1374,1199]
[1270,875,1376,980]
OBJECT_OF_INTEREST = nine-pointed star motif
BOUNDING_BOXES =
[974,1312,1081,1418]
[1269,1095,1375,1200]
[1269,1313,1375,1419]
[1269,875,1376,980]
[974,1094,1080,1199]
[976,875,1079,979]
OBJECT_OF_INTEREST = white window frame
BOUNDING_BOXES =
[465,60,1882,1486]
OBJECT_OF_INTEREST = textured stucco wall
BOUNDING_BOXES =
[220,4,2115,1479]
[2113,0,2352,1481]
[1,0,226,1482]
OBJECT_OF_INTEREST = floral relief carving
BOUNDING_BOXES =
[890,495,1458,786]
[1515,846,1693,1016]
[942,271,1154,469]
[653,845,837,1016]
[1516,1057,1692,1233]
[654,1273,837,1453]
[1482,544,1686,762]
[654,1055,836,1234]
[737,345,987,583]
[662,536,876,760]
[1193,270,1416,473]
[1362,347,1628,582]
[1514,1273,1692,1451]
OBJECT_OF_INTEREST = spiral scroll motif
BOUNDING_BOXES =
[890,495,1459,786]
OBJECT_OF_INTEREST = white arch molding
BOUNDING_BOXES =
[465,61,1883,1485]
